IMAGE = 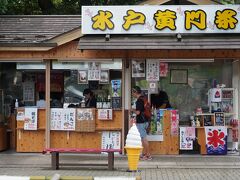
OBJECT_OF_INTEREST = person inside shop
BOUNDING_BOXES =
[83,88,97,108]
[151,90,172,109]
[50,93,63,108]
[131,86,152,160]
[36,92,46,108]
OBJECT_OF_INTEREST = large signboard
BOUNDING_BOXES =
[82,5,240,34]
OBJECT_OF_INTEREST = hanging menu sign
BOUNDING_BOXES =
[23,82,35,102]
[88,62,101,81]
[146,59,159,81]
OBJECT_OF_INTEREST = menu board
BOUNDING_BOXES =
[98,109,112,120]
[51,108,76,131]
[146,59,159,81]
[23,82,35,102]
[101,131,121,150]
[88,62,100,81]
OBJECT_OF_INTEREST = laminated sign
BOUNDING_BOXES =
[24,108,38,130]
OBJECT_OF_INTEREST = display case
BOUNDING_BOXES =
[208,88,238,125]
[202,88,239,151]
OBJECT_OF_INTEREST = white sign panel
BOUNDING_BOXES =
[101,131,121,150]
[98,109,113,120]
[24,108,38,130]
[82,5,240,34]
[51,108,76,131]
[179,127,194,150]
[210,88,222,102]
[146,59,159,81]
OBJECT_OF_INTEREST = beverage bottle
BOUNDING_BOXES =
[81,99,85,108]
[107,95,111,108]
[15,99,19,108]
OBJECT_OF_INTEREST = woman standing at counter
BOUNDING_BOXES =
[83,88,97,108]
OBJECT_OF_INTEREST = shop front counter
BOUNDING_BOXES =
[16,108,123,152]
[148,110,179,155]
[0,124,7,151]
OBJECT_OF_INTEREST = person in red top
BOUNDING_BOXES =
[131,86,152,160]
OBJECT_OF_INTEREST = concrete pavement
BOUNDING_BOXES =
[0,150,240,180]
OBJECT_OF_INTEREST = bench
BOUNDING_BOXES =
[42,148,122,170]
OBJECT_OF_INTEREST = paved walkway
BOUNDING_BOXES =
[0,151,240,180]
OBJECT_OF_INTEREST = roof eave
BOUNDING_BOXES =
[0,42,57,51]
[47,27,82,46]
[78,34,240,50]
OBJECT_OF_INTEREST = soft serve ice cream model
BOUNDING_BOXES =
[125,123,142,147]
[125,123,142,171]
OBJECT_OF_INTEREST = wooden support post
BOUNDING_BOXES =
[51,152,59,170]
[45,60,51,149]
[108,152,114,170]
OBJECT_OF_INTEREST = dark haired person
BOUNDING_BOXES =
[151,90,172,109]
[83,88,97,108]
[157,90,172,109]
[131,86,152,160]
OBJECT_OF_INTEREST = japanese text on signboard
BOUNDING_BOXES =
[82,5,240,34]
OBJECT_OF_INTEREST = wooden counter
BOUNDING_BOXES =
[16,108,123,152]
[0,125,7,151]
[149,111,179,155]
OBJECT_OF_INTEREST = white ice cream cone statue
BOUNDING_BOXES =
[125,123,142,171]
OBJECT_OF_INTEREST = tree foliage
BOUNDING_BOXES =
[0,0,141,15]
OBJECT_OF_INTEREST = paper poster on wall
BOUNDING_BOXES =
[132,59,145,78]
[88,62,100,81]
[23,82,35,102]
[24,108,38,130]
[214,112,225,126]
[210,88,222,102]
[101,131,121,151]
[98,109,112,120]
[171,110,179,136]
[230,119,239,142]
[148,82,158,94]
[160,62,168,77]
[50,108,76,130]
[99,69,109,84]
[16,109,25,121]
[147,109,164,141]
[111,80,121,97]
[50,108,62,130]
[112,97,121,109]
[205,126,227,155]
[62,108,76,130]
[179,127,195,150]
[77,108,94,121]
[78,70,88,84]
[146,59,159,81]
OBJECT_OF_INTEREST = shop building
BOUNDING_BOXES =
[0,3,240,155]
